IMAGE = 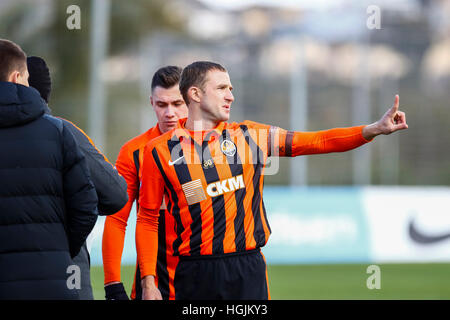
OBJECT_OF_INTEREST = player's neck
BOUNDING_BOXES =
[185,116,222,132]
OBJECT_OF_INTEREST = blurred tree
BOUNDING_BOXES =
[0,0,185,128]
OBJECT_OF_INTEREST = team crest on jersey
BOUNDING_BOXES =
[221,139,236,157]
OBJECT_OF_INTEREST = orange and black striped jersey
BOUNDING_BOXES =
[136,118,371,278]
[102,124,179,300]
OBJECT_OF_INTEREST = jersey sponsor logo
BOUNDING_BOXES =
[181,175,245,204]
[221,139,236,157]
[206,174,245,197]
[181,179,207,205]
[168,155,185,166]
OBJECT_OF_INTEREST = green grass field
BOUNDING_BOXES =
[91,263,450,300]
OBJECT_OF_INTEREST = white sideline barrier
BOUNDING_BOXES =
[362,186,450,263]
[88,186,450,266]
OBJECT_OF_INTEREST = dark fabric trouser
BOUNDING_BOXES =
[174,248,269,300]
[71,243,94,300]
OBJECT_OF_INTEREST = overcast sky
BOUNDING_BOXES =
[198,0,341,10]
[198,0,418,11]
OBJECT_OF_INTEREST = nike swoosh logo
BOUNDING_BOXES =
[408,219,450,245]
[168,155,185,166]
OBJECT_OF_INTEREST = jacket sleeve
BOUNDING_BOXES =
[102,142,138,284]
[61,118,128,215]
[62,122,99,258]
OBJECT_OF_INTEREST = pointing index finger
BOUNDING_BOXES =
[391,94,399,113]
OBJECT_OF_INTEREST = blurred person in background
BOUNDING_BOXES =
[102,66,188,300]
[26,56,129,300]
[0,39,98,300]
[136,61,408,300]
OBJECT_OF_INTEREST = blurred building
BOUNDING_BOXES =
[0,0,448,186]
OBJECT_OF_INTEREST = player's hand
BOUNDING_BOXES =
[362,95,408,140]
[104,282,130,300]
[377,95,408,134]
[141,275,162,300]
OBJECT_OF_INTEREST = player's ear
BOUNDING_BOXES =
[8,70,20,84]
[188,86,202,103]
[150,95,154,107]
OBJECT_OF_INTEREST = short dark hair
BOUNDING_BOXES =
[0,39,27,82]
[151,65,182,92]
[179,61,227,105]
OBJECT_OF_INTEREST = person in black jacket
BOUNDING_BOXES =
[26,56,128,299]
[0,39,98,300]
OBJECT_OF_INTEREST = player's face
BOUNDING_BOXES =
[151,84,188,133]
[199,70,234,123]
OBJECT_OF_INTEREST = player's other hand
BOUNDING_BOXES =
[141,275,163,300]
[105,282,130,300]
[363,95,408,140]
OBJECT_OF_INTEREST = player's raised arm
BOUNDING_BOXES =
[362,95,408,141]
[270,95,408,157]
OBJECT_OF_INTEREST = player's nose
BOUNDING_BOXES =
[225,90,234,103]
[166,105,176,118]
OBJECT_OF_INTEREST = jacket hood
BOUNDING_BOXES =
[0,81,46,128]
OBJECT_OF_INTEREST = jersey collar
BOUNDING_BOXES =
[174,118,226,143]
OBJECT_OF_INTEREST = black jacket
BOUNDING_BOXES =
[59,116,128,215]
[51,113,128,300]
[0,82,98,300]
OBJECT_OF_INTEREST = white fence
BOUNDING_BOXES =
[88,186,450,266]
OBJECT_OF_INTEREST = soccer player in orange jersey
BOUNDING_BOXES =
[102,66,188,300]
[136,61,408,300]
